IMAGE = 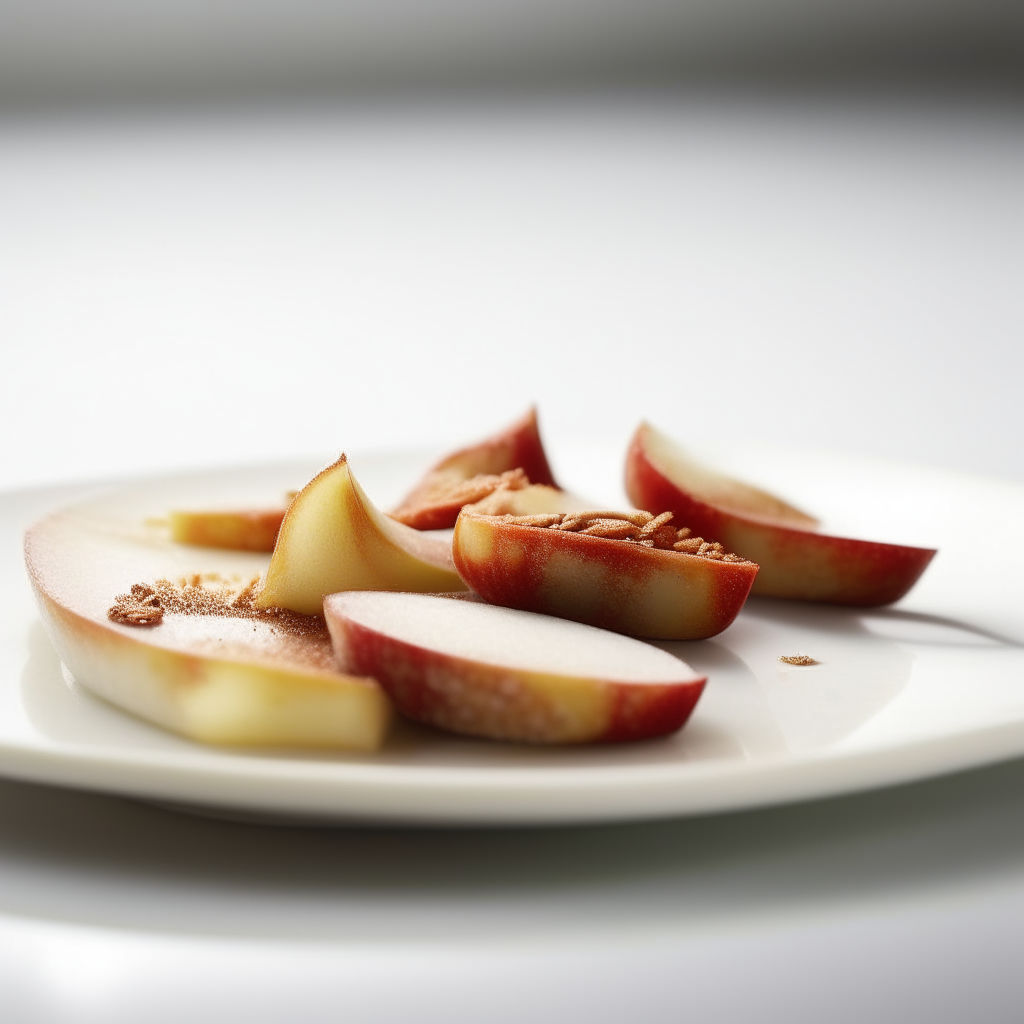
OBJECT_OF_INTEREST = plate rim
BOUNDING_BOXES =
[4,451,1024,827]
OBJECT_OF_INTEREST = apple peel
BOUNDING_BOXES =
[325,591,706,744]
[391,407,560,529]
[453,510,758,640]
[625,422,936,606]
[325,593,704,745]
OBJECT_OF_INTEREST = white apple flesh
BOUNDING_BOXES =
[461,484,590,517]
[255,454,467,615]
[325,592,706,744]
[25,505,392,749]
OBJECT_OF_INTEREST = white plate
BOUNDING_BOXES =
[3,446,1024,826]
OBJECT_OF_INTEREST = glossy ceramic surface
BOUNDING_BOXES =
[3,446,1023,825]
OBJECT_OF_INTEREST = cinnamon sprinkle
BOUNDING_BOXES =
[107,575,326,638]
[107,584,165,626]
[391,468,529,526]
[495,510,751,562]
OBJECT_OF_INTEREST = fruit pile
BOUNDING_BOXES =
[25,409,935,751]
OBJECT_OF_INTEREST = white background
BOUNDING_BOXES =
[1,89,1022,1021]
[1,93,1021,494]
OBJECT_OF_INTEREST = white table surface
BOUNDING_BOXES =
[0,92,1021,1021]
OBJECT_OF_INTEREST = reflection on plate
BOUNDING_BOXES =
[2,447,1024,826]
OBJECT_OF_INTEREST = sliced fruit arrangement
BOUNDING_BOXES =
[390,407,565,529]
[255,454,467,615]
[25,407,940,751]
[25,512,392,749]
[452,509,758,640]
[169,410,578,551]
[625,422,936,606]
[325,591,706,743]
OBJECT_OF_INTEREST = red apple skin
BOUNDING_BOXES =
[170,509,285,552]
[325,599,705,744]
[436,406,558,488]
[452,513,758,640]
[625,425,936,606]
[391,408,559,529]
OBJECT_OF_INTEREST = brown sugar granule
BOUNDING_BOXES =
[498,510,751,562]
[107,574,326,639]
[107,583,164,627]
[779,655,820,666]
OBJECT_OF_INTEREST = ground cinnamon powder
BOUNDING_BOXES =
[107,575,326,638]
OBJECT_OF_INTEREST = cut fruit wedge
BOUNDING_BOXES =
[325,591,707,744]
[255,455,467,615]
[462,483,589,518]
[170,509,286,552]
[625,422,936,606]
[25,505,392,749]
[452,510,758,640]
[390,407,561,529]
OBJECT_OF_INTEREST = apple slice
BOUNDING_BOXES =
[325,591,706,744]
[170,508,286,552]
[625,422,936,606]
[389,467,533,532]
[391,407,560,529]
[453,510,757,640]
[255,455,467,615]
[461,483,590,518]
[25,508,392,749]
